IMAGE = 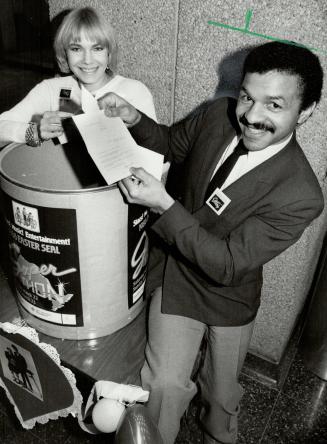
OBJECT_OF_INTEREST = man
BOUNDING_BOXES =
[5,347,20,383]
[99,42,324,443]
[11,345,33,391]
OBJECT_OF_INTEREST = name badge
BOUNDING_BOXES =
[60,88,72,99]
[206,187,231,216]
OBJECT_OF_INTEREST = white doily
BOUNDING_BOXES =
[0,319,83,429]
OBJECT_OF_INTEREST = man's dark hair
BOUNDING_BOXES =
[243,41,324,110]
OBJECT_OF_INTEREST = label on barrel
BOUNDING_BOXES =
[128,205,149,308]
[3,193,83,327]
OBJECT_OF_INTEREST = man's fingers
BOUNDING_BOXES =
[99,93,139,126]
[130,167,152,184]
[118,180,128,196]
[98,92,123,109]
[103,104,134,122]
[118,179,136,203]
[103,106,121,118]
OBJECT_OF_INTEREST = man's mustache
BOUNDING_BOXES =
[239,114,275,133]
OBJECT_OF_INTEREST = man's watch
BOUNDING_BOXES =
[25,122,42,147]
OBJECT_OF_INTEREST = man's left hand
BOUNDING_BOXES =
[119,167,175,215]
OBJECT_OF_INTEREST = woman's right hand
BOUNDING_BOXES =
[39,111,73,140]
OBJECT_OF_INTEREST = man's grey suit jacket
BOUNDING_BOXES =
[130,97,324,326]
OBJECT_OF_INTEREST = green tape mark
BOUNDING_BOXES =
[244,9,253,31]
[208,9,327,56]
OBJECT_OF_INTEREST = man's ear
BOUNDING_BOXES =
[297,101,317,126]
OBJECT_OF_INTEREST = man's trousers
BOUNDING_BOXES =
[141,287,255,444]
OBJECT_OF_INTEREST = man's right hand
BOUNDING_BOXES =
[97,92,141,127]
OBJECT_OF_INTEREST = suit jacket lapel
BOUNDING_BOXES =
[217,136,298,203]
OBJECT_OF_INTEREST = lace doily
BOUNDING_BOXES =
[0,318,83,429]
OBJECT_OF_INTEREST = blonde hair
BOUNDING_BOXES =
[54,7,118,74]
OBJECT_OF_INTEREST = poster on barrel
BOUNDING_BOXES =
[2,192,83,327]
[128,205,149,309]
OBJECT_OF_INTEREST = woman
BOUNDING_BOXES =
[0,7,156,147]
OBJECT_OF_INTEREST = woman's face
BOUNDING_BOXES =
[66,31,111,92]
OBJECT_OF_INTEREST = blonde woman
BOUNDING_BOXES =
[0,7,156,147]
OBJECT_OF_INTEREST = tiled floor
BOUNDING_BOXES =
[1,345,327,443]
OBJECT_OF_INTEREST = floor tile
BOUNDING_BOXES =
[175,373,279,444]
[260,392,327,444]
[29,415,77,444]
[238,373,278,444]
[282,351,327,407]
[1,401,114,444]
[0,407,45,444]
[243,322,301,390]
[176,397,202,444]
[60,415,115,444]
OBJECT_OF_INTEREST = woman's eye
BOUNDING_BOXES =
[69,46,80,52]
[94,46,104,51]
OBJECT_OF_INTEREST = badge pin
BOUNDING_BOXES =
[206,187,231,216]
[60,88,72,99]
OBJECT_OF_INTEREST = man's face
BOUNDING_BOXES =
[236,71,306,151]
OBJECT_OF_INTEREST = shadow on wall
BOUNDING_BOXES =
[214,45,257,99]
[179,45,256,122]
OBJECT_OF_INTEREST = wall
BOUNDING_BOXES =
[49,0,327,364]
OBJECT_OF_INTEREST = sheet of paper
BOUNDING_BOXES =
[131,145,164,181]
[72,111,163,185]
[58,132,68,145]
[81,85,100,113]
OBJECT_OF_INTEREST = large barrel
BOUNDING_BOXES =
[0,141,148,339]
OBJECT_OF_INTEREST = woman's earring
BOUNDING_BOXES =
[106,56,111,72]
